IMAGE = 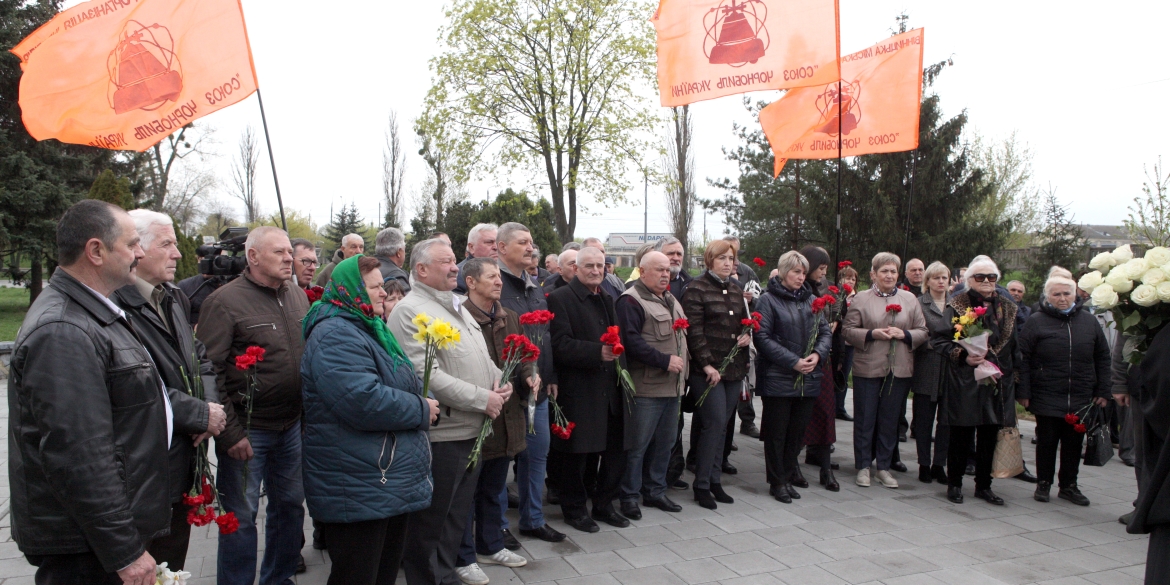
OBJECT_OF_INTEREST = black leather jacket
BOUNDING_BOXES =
[112,282,216,503]
[9,270,171,572]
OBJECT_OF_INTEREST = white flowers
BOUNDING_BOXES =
[1104,269,1134,294]
[1145,246,1170,267]
[1143,267,1168,286]
[1120,258,1151,280]
[1132,284,1160,307]
[156,563,190,585]
[1159,282,1170,303]
[1112,244,1135,263]
[1078,271,1105,293]
[1087,245,1170,311]
[1090,283,1119,309]
[1089,251,1117,271]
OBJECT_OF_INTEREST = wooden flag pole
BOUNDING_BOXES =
[256,89,288,232]
[834,79,842,278]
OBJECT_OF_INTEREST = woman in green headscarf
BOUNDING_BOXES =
[300,255,439,585]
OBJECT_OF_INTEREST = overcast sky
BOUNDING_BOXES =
[61,0,1170,243]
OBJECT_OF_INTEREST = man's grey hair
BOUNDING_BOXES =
[341,233,364,247]
[545,253,559,264]
[497,222,529,245]
[375,227,406,257]
[410,238,451,278]
[654,236,682,252]
[561,241,582,252]
[245,226,289,256]
[128,209,174,247]
[1007,280,1026,290]
[578,246,605,264]
[467,223,498,248]
[558,249,578,266]
[464,257,497,283]
[290,238,314,254]
[582,237,603,247]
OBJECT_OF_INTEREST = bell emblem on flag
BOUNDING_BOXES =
[703,0,769,67]
[815,80,862,136]
[107,22,183,115]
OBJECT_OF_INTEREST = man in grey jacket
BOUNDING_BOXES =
[388,238,513,585]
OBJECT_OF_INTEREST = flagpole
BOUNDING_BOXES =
[834,79,842,278]
[255,89,288,232]
[902,151,917,261]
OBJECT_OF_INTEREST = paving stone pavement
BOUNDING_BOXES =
[0,388,1149,585]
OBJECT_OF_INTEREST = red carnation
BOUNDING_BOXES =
[216,511,240,534]
[1065,413,1079,425]
[182,492,203,507]
[886,304,903,313]
[811,298,827,314]
[612,343,625,356]
[187,505,216,527]
[600,325,622,346]
[1074,423,1087,433]
[899,284,910,291]
[828,285,839,294]
[305,286,324,303]
[838,260,852,269]
[823,295,837,305]
[233,354,256,371]
[520,310,555,326]
[672,318,690,331]
[752,257,766,267]
[843,283,854,293]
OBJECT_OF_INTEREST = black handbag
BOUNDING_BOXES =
[1082,404,1114,467]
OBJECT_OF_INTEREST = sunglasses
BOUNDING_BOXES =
[971,273,998,283]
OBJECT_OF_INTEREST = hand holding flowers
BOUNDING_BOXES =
[600,325,637,411]
[696,312,761,407]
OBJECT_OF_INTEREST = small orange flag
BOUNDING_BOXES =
[11,0,259,152]
[760,28,924,176]
[653,0,840,107]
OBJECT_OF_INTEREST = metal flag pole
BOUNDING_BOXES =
[902,151,918,261]
[834,79,842,278]
[255,89,287,232]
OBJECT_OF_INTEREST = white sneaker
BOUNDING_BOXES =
[456,563,490,585]
[477,548,528,568]
[876,469,899,489]
[856,468,871,487]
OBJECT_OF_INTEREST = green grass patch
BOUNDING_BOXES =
[0,287,30,341]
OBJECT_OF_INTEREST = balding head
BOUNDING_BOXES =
[558,249,578,281]
[246,226,294,288]
[905,258,925,286]
[639,251,671,295]
[576,247,605,291]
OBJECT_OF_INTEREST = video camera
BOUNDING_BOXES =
[197,227,249,277]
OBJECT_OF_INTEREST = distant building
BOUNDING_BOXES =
[605,233,673,267]
[999,225,1149,272]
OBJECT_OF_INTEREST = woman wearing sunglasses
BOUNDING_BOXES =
[933,257,1021,505]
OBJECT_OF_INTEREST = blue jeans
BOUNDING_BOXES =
[852,375,911,471]
[517,399,549,529]
[621,397,679,503]
[458,456,510,565]
[215,426,305,585]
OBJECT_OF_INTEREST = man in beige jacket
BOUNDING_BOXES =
[388,239,512,585]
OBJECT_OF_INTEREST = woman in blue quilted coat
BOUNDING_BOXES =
[301,256,439,585]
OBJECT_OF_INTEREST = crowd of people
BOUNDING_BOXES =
[7,199,1169,585]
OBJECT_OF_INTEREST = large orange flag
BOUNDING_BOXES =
[11,0,258,151]
[653,0,839,107]
[760,28,924,176]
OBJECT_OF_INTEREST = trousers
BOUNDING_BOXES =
[403,439,482,585]
[911,393,949,468]
[948,424,998,490]
[1034,415,1086,488]
[555,410,626,518]
[760,396,816,486]
[852,376,911,470]
[693,380,743,490]
[318,514,408,585]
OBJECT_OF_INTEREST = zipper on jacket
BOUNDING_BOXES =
[246,323,277,330]
[1066,321,1073,414]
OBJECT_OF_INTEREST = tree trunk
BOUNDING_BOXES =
[28,250,43,305]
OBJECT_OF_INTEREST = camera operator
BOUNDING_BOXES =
[176,228,248,324]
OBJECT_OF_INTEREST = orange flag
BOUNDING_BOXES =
[11,0,259,151]
[760,28,924,176]
[653,0,839,107]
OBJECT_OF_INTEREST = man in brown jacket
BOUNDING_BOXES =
[456,258,532,582]
[615,251,689,519]
[196,226,310,585]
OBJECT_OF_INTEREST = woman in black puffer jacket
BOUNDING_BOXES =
[754,251,832,503]
[1017,275,1112,506]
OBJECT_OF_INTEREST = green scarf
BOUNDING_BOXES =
[303,255,409,365]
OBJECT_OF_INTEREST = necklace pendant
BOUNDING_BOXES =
[381,477,387,485]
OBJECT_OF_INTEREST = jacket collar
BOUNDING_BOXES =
[50,269,124,326]
[568,276,604,302]
[464,298,504,326]
[410,280,464,317]
[919,292,947,316]
[631,279,675,311]
[243,267,290,295]
[498,261,537,291]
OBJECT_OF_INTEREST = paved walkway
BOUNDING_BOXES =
[0,391,1149,585]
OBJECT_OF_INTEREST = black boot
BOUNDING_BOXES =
[1058,484,1090,506]
[931,465,948,484]
[770,484,792,504]
[820,467,840,492]
[694,487,717,510]
[919,465,933,483]
[791,466,809,489]
[1034,481,1051,503]
[947,486,964,503]
[710,483,734,504]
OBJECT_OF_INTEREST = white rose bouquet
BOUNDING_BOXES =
[1078,244,1170,364]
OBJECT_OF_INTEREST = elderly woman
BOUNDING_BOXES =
[934,257,1020,505]
[301,256,439,584]
[799,245,840,491]
[912,261,952,484]
[842,253,927,489]
[754,251,832,503]
[1017,275,1112,506]
[682,240,751,509]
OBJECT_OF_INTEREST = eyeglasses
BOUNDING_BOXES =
[972,273,998,283]
[299,258,319,268]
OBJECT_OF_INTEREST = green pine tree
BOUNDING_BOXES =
[1025,189,1087,294]
[88,170,134,210]
[472,189,560,260]
[174,220,200,281]
[322,203,366,253]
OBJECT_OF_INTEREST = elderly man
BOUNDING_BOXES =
[545,253,560,275]
[584,237,626,298]
[388,239,513,585]
[655,237,691,302]
[615,252,688,519]
[112,210,226,571]
[314,232,364,286]
[291,238,318,290]
[10,200,167,585]
[547,247,633,532]
[375,227,411,293]
[197,227,310,585]
[901,258,925,296]
[455,223,499,294]
[1007,280,1031,329]
[495,223,566,544]
[542,248,577,293]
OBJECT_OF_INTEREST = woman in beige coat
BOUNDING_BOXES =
[841,252,927,489]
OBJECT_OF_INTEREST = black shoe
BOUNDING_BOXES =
[710,483,734,504]
[829,445,835,453]
[694,488,717,509]
[1120,510,1135,525]
[820,468,840,492]
[1014,468,1038,483]
[297,554,307,574]
[519,524,567,542]
[964,463,976,476]
[620,501,642,520]
[931,465,948,484]
[730,441,739,451]
[740,424,760,439]
[547,486,561,506]
[312,536,326,551]
[974,488,1004,506]
[686,462,697,474]
[947,486,964,503]
[836,411,854,421]
[1123,458,1136,467]
[565,514,600,533]
[671,479,690,490]
[786,484,801,500]
[791,467,809,489]
[592,508,630,528]
[644,495,682,513]
[898,433,908,443]
[501,529,522,551]
[1031,435,1038,444]
[919,465,933,483]
[1058,485,1090,507]
[891,461,908,473]
[1034,481,1051,503]
[771,484,792,504]
[722,462,738,475]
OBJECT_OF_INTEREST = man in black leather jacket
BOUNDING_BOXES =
[9,200,170,585]
[113,210,226,570]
